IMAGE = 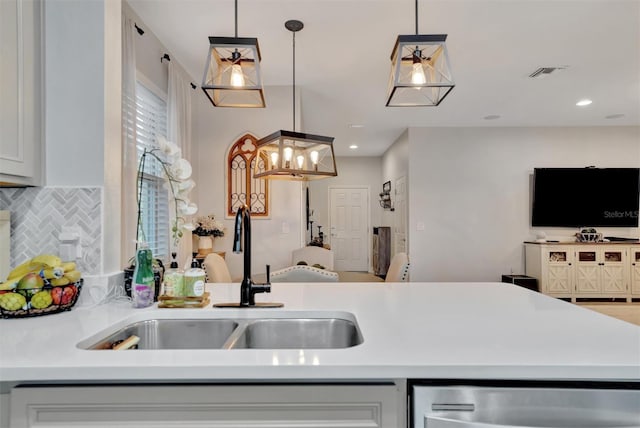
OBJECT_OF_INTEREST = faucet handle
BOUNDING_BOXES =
[265,264,271,285]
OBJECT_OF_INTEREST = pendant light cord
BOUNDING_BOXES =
[234,0,238,37]
[292,30,296,132]
[415,0,419,34]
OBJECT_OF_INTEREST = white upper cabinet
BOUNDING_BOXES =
[0,0,42,186]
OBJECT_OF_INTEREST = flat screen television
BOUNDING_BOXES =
[531,168,640,227]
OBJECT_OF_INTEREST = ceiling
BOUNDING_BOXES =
[127,0,640,156]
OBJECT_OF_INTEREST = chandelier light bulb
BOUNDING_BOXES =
[310,150,319,164]
[411,62,427,85]
[270,151,279,169]
[283,147,293,161]
[230,64,245,87]
[283,146,293,168]
[296,155,305,169]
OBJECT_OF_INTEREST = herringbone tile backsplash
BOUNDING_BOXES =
[0,187,102,274]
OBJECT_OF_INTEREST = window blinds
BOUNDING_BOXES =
[134,82,169,260]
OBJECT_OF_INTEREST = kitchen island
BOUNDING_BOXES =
[1,282,639,427]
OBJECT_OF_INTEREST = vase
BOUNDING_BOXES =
[197,235,214,255]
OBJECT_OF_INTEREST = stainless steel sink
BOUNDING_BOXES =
[81,314,363,350]
[86,319,239,350]
[226,318,363,349]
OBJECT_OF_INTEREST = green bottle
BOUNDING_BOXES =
[132,244,155,308]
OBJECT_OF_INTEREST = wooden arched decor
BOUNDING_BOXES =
[227,133,269,217]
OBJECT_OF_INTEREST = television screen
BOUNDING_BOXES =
[532,168,640,227]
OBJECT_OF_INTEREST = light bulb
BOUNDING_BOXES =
[310,150,319,164]
[270,152,279,169]
[296,155,305,169]
[411,62,426,85]
[284,147,293,161]
[310,151,319,171]
[230,64,245,87]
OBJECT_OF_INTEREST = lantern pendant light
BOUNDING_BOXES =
[386,0,454,107]
[201,0,265,108]
[253,20,338,181]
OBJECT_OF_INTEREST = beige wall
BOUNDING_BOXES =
[192,86,308,278]
[407,126,640,282]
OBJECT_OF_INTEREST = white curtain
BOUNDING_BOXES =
[167,62,193,265]
[121,16,138,266]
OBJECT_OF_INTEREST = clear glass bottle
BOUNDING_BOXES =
[132,243,155,308]
[184,258,206,297]
[162,252,184,297]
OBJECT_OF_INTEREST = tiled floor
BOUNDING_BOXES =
[578,303,640,326]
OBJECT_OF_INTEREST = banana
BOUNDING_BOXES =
[50,277,70,286]
[31,254,62,269]
[63,270,82,283]
[7,260,41,280]
[42,267,65,279]
[61,262,76,273]
[7,255,64,283]
[0,278,20,291]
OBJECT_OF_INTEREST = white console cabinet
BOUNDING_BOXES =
[0,0,42,186]
[525,242,640,302]
[10,384,402,428]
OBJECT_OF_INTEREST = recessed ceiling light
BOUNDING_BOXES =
[348,124,364,128]
[576,99,592,107]
[349,144,358,150]
[605,113,625,119]
[484,115,501,120]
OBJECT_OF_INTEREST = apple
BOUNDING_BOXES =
[16,273,44,297]
[51,287,62,305]
[61,285,77,305]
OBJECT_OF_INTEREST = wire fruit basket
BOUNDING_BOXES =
[0,279,83,319]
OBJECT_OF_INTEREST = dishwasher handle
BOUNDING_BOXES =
[425,415,636,428]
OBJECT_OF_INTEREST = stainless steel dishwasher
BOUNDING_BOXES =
[411,381,640,428]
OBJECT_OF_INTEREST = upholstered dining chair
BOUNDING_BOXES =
[202,253,232,283]
[292,246,334,270]
[385,252,410,282]
[270,265,339,283]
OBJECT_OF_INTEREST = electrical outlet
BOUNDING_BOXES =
[59,226,81,260]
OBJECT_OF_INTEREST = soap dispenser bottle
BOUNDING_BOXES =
[184,258,206,297]
[162,252,184,297]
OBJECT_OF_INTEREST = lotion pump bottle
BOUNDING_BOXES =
[184,258,206,297]
[162,252,184,297]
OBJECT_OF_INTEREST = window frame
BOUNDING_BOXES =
[226,133,270,218]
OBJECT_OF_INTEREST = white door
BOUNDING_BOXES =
[394,176,407,256]
[329,187,369,271]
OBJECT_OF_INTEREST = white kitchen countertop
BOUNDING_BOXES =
[0,282,638,384]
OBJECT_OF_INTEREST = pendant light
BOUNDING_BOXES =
[386,0,454,107]
[201,0,265,108]
[253,20,337,181]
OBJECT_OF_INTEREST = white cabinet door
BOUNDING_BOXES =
[632,248,640,296]
[575,247,600,294]
[11,384,402,428]
[543,247,573,294]
[600,248,627,294]
[0,0,42,185]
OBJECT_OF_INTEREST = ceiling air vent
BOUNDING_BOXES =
[528,67,566,79]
